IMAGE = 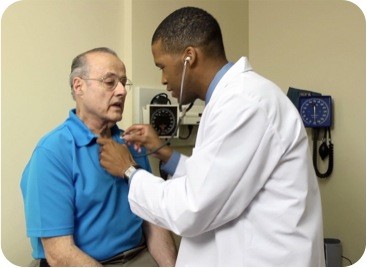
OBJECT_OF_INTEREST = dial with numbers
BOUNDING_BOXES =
[298,96,332,128]
[150,106,177,136]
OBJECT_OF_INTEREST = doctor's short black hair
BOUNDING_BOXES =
[152,7,226,58]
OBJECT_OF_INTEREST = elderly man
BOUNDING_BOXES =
[21,47,177,267]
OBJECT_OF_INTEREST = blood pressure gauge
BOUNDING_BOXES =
[298,96,332,128]
[149,105,178,138]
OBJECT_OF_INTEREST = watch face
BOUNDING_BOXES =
[298,96,332,128]
[149,106,178,137]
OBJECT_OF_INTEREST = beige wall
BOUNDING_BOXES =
[249,0,366,265]
[1,0,365,266]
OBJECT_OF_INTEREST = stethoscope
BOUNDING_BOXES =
[124,56,192,157]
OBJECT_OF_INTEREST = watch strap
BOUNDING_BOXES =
[124,164,141,180]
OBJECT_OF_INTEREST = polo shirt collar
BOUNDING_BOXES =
[65,109,121,147]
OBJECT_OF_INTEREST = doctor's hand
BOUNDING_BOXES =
[123,124,173,163]
[97,138,137,178]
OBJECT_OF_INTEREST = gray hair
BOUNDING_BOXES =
[69,47,118,99]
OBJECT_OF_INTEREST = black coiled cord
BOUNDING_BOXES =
[312,128,334,178]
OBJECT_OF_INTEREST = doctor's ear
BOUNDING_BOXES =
[183,46,196,65]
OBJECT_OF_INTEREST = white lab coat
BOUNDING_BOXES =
[129,57,325,266]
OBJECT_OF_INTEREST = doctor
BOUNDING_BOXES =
[98,6,325,266]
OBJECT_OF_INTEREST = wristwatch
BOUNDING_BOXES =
[124,164,141,180]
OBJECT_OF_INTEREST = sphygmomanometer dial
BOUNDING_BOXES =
[150,107,177,136]
[298,96,332,128]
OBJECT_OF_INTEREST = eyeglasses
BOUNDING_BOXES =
[81,74,133,91]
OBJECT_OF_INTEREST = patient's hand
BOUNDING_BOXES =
[97,138,137,177]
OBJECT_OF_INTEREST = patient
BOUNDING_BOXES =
[20,47,177,267]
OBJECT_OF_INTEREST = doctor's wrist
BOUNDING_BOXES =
[153,145,174,163]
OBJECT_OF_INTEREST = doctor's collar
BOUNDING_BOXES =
[205,62,234,104]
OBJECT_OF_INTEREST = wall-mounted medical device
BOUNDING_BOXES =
[143,104,179,138]
[142,103,204,138]
[287,87,334,179]
[133,87,204,142]
[298,95,332,128]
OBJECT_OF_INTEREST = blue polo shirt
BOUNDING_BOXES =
[20,109,151,261]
